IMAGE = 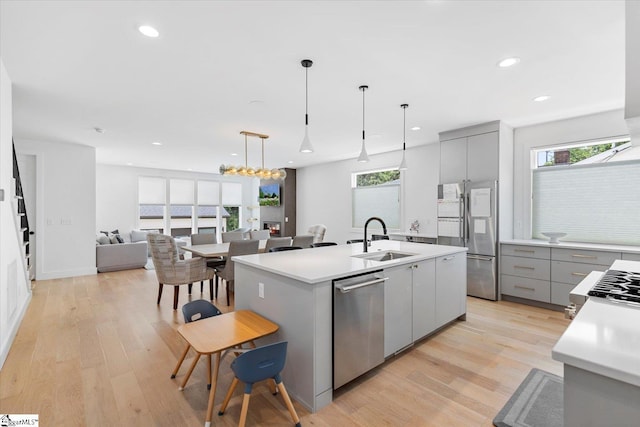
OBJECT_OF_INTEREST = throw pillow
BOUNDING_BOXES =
[115,234,125,243]
[130,230,148,242]
[100,229,120,236]
[97,234,110,245]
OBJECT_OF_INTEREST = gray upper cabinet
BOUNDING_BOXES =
[440,136,467,184]
[467,132,499,182]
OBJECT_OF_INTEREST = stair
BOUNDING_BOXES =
[12,141,33,283]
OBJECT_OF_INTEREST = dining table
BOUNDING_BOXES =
[182,240,268,258]
[176,309,279,427]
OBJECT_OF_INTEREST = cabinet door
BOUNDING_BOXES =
[440,137,467,183]
[412,259,436,341]
[435,253,467,327]
[466,131,498,182]
[384,265,413,357]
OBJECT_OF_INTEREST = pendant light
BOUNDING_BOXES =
[299,59,314,153]
[357,85,370,162]
[219,131,287,180]
[399,104,409,170]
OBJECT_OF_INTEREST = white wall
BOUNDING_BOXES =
[0,59,31,369]
[15,139,97,280]
[512,109,629,239]
[297,144,440,244]
[96,164,258,238]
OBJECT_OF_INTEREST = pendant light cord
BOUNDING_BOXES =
[403,106,406,151]
[305,66,309,126]
[362,86,366,141]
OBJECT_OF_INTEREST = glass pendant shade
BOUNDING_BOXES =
[358,85,369,163]
[219,131,286,180]
[299,59,314,153]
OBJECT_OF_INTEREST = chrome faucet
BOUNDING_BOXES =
[363,217,387,252]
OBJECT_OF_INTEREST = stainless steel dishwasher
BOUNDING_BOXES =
[333,270,386,389]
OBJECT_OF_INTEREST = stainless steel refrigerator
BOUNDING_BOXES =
[437,180,498,300]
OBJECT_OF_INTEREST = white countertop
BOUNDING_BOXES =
[233,240,467,284]
[501,239,640,254]
[552,262,640,388]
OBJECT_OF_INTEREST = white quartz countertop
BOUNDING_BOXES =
[553,279,640,388]
[233,240,467,284]
[501,239,640,254]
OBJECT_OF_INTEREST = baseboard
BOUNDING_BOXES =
[37,266,98,280]
[0,291,32,370]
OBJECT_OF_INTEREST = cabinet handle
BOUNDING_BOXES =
[514,249,535,254]
[514,285,535,291]
[514,265,535,270]
[571,272,588,277]
[442,256,456,261]
[571,254,597,259]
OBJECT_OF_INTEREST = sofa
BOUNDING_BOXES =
[96,229,150,272]
[96,241,148,272]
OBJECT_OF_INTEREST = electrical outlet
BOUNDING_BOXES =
[258,282,264,298]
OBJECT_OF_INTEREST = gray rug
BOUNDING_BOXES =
[494,368,563,427]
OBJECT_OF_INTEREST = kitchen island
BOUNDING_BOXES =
[233,240,467,412]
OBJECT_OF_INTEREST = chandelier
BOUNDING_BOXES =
[219,131,287,180]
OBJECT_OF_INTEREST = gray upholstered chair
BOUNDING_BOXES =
[148,234,216,309]
[249,230,270,240]
[190,233,226,292]
[292,235,314,248]
[264,236,292,252]
[215,239,260,306]
[308,224,327,243]
[221,231,246,242]
[311,242,337,248]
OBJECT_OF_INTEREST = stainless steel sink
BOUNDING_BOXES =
[352,251,417,262]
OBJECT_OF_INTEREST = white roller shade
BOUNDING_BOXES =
[352,184,400,229]
[197,181,220,205]
[139,177,166,204]
[170,179,194,204]
[222,182,242,205]
[532,160,640,245]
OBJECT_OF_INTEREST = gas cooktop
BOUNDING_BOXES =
[588,269,640,304]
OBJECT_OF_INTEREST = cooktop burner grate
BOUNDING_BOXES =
[588,269,640,303]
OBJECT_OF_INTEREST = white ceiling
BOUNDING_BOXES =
[0,0,626,173]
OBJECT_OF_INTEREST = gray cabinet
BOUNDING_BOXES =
[435,252,466,325]
[384,265,413,357]
[439,136,467,183]
[412,259,436,341]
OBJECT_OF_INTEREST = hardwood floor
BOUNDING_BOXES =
[0,268,570,426]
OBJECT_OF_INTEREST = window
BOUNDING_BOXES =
[531,138,639,245]
[352,168,401,229]
[197,181,220,235]
[138,177,166,233]
[169,179,194,238]
[222,182,242,232]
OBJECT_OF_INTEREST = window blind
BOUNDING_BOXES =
[138,177,166,204]
[221,182,242,205]
[352,184,400,229]
[532,160,640,245]
[170,179,194,204]
[197,181,220,205]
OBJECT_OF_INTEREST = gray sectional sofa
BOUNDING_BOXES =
[96,229,151,272]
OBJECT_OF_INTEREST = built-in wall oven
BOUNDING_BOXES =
[333,270,386,389]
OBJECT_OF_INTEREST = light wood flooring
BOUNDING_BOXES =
[0,267,570,426]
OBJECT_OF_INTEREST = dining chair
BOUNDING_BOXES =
[215,239,260,306]
[249,230,271,240]
[148,234,217,309]
[311,242,337,248]
[172,299,222,391]
[222,231,246,242]
[269,246,303,252]
[218,341,301,427]
[264,237,292,252]
[291,235,314,248]
[346,239,364,244]
[190,233,226,292]
[308,224,327,243]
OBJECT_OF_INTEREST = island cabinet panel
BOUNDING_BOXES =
[384,265,413,357]
[412,259,436,341]
[435,252,466,325]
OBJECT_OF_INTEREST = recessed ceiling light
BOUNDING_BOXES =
[126,162,133,166]
[138,25,159,38]
[498,57,520,68]
[533,95,550,102]
[411,126,421,131]
[94,127,105,134]
[187,168,193,171]
[287,160,294,164]
[151,141,162,146]
[231,152,238,156]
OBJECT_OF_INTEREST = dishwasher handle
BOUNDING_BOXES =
[336,276,388,293]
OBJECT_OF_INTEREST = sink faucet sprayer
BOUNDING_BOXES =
[363,217,387,253]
